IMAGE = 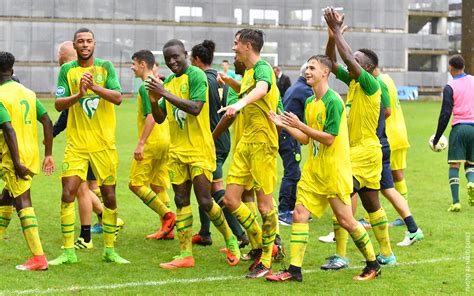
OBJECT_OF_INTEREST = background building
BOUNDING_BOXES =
[0,0,450,96]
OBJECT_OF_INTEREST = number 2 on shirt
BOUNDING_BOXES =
[20,100,32,124]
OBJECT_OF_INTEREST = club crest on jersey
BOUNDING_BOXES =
[180,84,189,94]
[317,113,323,125]
[94,73,104,84]
[56,86,66,96]
[80,97,100,119]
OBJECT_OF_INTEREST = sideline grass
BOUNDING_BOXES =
[0,100,471,295]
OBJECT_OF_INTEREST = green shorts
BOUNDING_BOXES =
[448,123,474,165]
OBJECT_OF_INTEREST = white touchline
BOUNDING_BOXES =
[0,257,462,295]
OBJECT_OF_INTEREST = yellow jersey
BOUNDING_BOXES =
[337,65,381,154]
[239,59,279,148]
[0,80,47,174]
[379,73,410,150]
[300,89,352,196]
[55,58,122,152]
[137,82,169,158]
[158,65,215,170]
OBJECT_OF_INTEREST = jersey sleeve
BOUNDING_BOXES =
[303,96,314,124]
[55,64,71,98]
[253,61,273,91]
[0,102,11,125]
[103,61,122,92]
[139,84,152,116]
[378,78,391,108]
[357,68,380,96]
[189,68,208,102]
[336,65,350,86]
[226,88,238,105]
[35,99,48,120]
[277,98,284,113]
[323,97,344,136]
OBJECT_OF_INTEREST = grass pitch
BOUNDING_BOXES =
[0,100,472,295]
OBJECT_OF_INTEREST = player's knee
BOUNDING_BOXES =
[128,183,139,193]
[292,205,308,223]
[197,196,213,212]
[61,187,77,203]
[174,195,189,209]
[257,201,273,215]
[223,194,237,211]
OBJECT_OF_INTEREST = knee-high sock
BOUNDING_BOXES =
[0,205,13,238]
[369,207,392,257]
[394,179,408,200]
[466,166,474,183]
[261,208,277,268]
[290,222,309,268]
[19,207,44,256]
[449,167,460,204]
[350,222,376,262]
[92,188,102,203]
[136,187,170,217]
[232,202,262,250]
[102,206,117,248]
[206,201,232,241]
[333,215,348,258]
[61,201,75,249]
[176,205,193,256]
[157,190,170,206]
[213,190,244,238]
[244,201,257,217]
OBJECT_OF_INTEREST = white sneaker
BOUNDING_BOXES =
[397,228,424,247]
[318,232,335,243]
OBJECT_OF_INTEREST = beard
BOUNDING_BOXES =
[77,48,94,61]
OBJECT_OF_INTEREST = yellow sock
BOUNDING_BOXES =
[232,203,262,250]
[136,187,170,217]
[0,205,13,238]
[176,205,193,256]
[394,179,408,200]
[92,188,102,203]
[272,200,280,236]
[261,208,277,268]
[290,222,309,268]
[19,207,44,256]
[333,215,348,258]
[363,211,370,222]
[206,201,232,240]
[244,201,257,217]
[369,207,392,257]
[350,223,376,262]
[61,201,75,249]
[157,190,170,207]
[102,206,117,248]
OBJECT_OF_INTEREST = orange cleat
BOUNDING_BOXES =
[266,270,302,282]
[353,263,381,281]
[191,233,212,246]
[16,255,48,271]
[146,212,176,240]
[159,255,195,269]
[165,230,175,240]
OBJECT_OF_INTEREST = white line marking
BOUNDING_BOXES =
[0,257,462,295]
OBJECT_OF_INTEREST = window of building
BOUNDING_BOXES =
[408,54,439,72]
[174,6,203,22]
[234,8,242,25]
[249,9,279,26]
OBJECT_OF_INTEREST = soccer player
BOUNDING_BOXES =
[432,55,474,211]
[146,39,240,269]
[323,8,392,274]
[49,28,129,265]
[277,63,313,226]
[129,49,176,240]
[374,68,424,246]
[189,40,249,248]
[220,29,279,278]
[52,40,114,250]
[266,55,379,282]
[0,51,55,270]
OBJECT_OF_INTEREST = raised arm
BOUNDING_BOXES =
[325,8,361,79]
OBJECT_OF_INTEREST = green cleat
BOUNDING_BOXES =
[468,182,474,206]
[103,248,130,264]
[447,203,461,212]
[48,248,78,266]
[225,235,241,266]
